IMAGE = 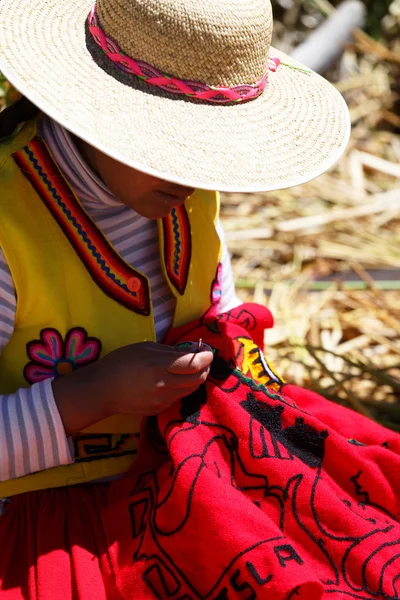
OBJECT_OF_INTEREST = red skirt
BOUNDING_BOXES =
[0,484,122,600]
[1,304,400,599]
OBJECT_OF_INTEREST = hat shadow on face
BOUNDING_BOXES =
[85,22,240,107]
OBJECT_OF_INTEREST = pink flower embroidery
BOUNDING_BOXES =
[211,263,223,305]
[24,327,102,384]
[206,262,223,318]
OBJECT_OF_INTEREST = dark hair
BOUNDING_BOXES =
[0,96,41,141]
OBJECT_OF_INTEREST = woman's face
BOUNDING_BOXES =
[75,137,195,219]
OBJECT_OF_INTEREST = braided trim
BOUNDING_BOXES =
[88,4,280,104]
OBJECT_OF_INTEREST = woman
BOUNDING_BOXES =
[0,0,386,598]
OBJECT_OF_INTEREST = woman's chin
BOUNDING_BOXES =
[146,194,188,219]
[121,191,189,220]
[131,203,175,220]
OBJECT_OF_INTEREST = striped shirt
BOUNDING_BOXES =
[0,117,239,483]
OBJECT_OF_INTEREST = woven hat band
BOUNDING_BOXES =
[88,5,280,104]
[96,0,274,87]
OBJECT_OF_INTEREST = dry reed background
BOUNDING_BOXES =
[221,0,400,429]
[1,0,400,428]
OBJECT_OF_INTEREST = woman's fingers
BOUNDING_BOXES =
[166,350,213,375]
[164,367,210,390]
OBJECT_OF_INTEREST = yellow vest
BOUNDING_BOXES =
[0,120,222,496]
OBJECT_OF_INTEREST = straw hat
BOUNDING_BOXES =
[0,0,350,192]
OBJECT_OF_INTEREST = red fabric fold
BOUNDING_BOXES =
[103,304,400,599]
[1,304,400,599]
[0,484,122,600]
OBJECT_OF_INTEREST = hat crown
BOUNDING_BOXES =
[96,0,273,87]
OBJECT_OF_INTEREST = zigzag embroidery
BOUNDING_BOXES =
[12,137,151,314]
[170,208,182,276]
[162,204,191,295]
[25,147,136,298]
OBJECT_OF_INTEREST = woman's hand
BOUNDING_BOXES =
[100,341,213,416]
[52,341,213,436]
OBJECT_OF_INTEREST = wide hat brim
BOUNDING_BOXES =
[0,0,351,193]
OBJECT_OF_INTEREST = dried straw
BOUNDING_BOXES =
[222,0,400,429]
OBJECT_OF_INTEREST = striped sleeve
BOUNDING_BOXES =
[216,220,242,312]
[0,250,16,349]
[0,248,74,482]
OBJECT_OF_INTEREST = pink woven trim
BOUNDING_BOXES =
[88,5,280,104]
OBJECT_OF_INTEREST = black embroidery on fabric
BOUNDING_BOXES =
[72,433,137,462]
[129,498,148,538]
[118,319,400,599]
[147,416,169,455]
[378,551,400,596]
[214,589,229,599]
[209,354,235,381]
[132,470,155,493]
[341,500,377,525]
[392,572,400,595]
[230,570,257,599]
[74,433,128,455]
[130,460,286,600]
[180,383,208,423]
[143,561,181,597]
[241,393,327,467]
[285,472,340,586]
[350,471,398,521]
[135,537,282,600]
[201,307,258,335]
[127,396,329,597]
[245,562,272,585]
[73,449,138,463]
[274,545,304,568]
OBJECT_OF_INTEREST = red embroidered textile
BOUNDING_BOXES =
[1,303,399,599]
[103,304,400,599]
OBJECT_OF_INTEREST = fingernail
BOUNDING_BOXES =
[175,341,212,353]
[198,342,213,353]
